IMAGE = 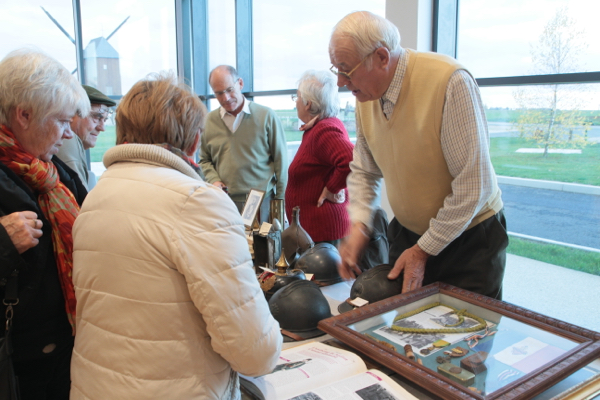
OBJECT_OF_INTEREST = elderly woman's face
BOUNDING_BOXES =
[18,112,74,162]
[295,91,311,124]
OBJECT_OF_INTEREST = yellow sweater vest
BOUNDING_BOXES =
[356,49,502,235]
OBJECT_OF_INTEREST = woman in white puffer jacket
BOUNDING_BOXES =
[70,73,282,400]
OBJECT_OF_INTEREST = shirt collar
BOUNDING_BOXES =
[299,116,319,131]
[219,96,252,118]
[381,48,408,108]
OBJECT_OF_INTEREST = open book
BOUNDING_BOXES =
[240,341,418,400]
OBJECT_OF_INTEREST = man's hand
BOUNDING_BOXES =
[0,211,43,254]
[317,187,345,207]
[388,244,430,293]
[337,223,370,280]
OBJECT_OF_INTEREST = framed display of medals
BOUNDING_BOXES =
[317,282,600,400]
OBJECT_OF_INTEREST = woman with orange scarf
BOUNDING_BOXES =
[0,48,90,399]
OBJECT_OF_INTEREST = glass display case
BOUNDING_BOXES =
[318,283,600,399]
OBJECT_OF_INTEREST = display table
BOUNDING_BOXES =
[243,282,600,400]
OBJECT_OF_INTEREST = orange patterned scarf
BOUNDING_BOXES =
[0,125,78,334]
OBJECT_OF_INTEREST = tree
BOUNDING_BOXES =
[513,7,590,157]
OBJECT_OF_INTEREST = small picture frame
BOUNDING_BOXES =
[241,189,265,228]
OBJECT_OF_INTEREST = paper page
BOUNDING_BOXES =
[287,369,418,400]
[240,342,367,400]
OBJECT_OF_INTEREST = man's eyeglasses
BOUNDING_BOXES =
[214,79,240,97]
[291,94,298,102]
[90,111,110,123]
[330,49,376,81]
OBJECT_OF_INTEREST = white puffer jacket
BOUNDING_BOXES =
[70,144,281,400]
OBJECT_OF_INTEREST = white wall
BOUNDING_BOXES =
[386,0,433,52]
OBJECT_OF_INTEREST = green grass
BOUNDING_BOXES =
[90,125,117,162]
[508,236,600,276]
[490,137,600,186]
[485,108,600,125]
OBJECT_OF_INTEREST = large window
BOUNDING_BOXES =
[458,0,600,78]
[252,0,385,91]
[79,0,177,168]
[0,0,77,71]
[457,1,600,271]
[208,0,236,71]
[1,1,177,176]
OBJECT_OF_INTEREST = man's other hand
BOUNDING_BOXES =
[337,222,370,280]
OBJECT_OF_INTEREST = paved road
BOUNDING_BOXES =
[499,184,600,249]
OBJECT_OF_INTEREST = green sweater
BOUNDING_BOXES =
[200,102,288,202]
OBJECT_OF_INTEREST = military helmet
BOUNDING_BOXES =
[338,264,403,313]
[295,242,342,286]
[269,280,332,342]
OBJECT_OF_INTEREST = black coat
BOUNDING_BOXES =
[0,156,87,361]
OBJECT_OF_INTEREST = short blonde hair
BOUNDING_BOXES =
[116,72,207,154]
[0,48,90,126]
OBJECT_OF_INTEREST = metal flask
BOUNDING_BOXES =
[280,206,314,264]
[269,199,286,228]
[259,251,306,300]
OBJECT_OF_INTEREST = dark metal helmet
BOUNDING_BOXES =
[338,264,403,313]
[269,280,332,342]
[295,243,342,286]
[259,268,306,301]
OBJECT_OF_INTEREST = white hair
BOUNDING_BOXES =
[297,70,339,119]
[0,48,90,126]
[330,11,401,68]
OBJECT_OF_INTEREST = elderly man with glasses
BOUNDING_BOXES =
[331,11,508,300]
[57,85,116,190]
[200,65,287,223]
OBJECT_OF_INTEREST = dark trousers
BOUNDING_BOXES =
[12,336,74,400]
[387,210,508,300]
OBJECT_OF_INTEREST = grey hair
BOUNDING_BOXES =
[208,65,239,85]
[297,70,340,119]
[0,48,90,126]
[330,11,401,68]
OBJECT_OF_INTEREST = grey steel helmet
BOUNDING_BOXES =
[269,280,332,342]
[338,264,403,313]
[295,243,342,286]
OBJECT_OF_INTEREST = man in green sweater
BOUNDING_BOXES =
[200,65,287,223]
[330,12,507,300]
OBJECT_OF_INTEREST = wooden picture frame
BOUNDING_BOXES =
[318,282,600,400]
[241,189,265,229]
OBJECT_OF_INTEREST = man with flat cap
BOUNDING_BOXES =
[57,85,116,190]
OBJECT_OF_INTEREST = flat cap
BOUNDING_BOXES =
[82,85,116,107]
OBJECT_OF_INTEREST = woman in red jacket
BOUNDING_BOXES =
[286,70,354,247]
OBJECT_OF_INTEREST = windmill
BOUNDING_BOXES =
[41,6,128,96]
